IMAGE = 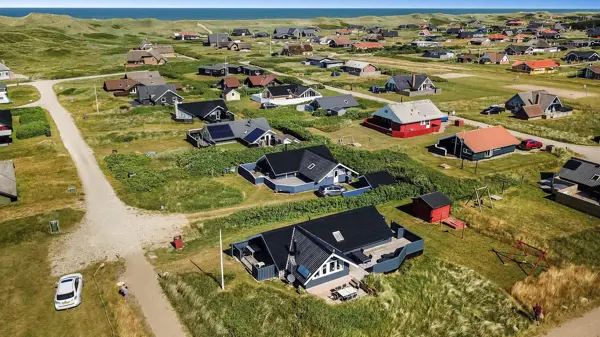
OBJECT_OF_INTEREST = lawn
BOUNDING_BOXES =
[3,85,41,108]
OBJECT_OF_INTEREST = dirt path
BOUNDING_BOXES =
[23,76,188,337]
[544,306,600,337]
[197,23,212,34]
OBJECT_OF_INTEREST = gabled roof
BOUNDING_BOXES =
[415,191,451,209]
[455,126,519,153]
[558,157,600,188]
[584,65,600,74]
[246,74,278,87]
[178,100,228,119]
[0,63,10,71]
[266,84,312,97]
[512,59,559,69]
[220,77,241,88]
[124,71,165,86]
[0,160,17,199]
[526,39,551,48]
[505,45,533,53]
[203,118,272,144]
[388,74,432,91]
[361,171,396,189]
[0,109,13,128]
[298,149,339,182]
[372,99,445,124]
[260,145,337,178]
[481,52,508,63]
[514,90,559,111]
[287,227,333,284]
[208,33,230,44]
[136,84,179,101]
[311,94,359,111]
[344,60,374,69]
[103,79,139,91]
[331,36,352,45]
[521,105,545,118]
[566,51,600,59]
[352,42,384,49]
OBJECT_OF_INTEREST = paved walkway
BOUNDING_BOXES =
[21,75,188,337]
[544,306,600,337]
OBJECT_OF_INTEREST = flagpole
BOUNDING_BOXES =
[219,228,225,290]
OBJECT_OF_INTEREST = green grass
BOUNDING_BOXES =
[3,85,40,108]
[160,255,529,337]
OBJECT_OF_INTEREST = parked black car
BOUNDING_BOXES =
[260,102,279,109]
[316,185,347,197]
[481,105,505,114]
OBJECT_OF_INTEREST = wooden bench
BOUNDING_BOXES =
[442,217,466,230]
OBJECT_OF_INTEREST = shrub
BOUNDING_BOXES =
[14,107,50,139]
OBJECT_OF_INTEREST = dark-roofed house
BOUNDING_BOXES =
[422,49,455,59]
[135,84,182,106]
[345,171,397,197]
[457,31,475,39]
[384,74,440,96]
[230,206,424,290]
[241,65,264,76]
[205,33,231,46]
[364,100,445,138]
[505,90,573,120]
[103,78,139,96]
[174,100,234,123]
[187,118,279,148]
[579,65,600,80]
[253,32,270,38]
[552,158,600,217]
[436,126,520,161]
[218,42,252,51]
[504,45,534,55]
[456,54,478,63]
[252,84,322,106]
[239,145,357,195]
[382,30,399,38]
[0,160,17,204]
[231,28,252,36]
[198,64,243,77]
[305,56,344,68]
[273,28,301,39]
[307,94,360,116]
[565,51,600,63]
[0,110,13,146]
[412,191,452,223]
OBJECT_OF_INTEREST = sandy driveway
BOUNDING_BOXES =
[24,77,187,337]
[505,84,595,99]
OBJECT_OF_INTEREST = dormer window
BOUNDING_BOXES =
[592,174,600,181]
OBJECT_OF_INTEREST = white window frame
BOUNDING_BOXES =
[312,258,343,280]
[161,97,166,103]
[592,174,600,181]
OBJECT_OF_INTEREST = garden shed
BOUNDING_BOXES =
[412,191,452,223]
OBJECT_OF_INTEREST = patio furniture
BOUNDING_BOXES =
[352,250,372,264]
[336,286,358,301]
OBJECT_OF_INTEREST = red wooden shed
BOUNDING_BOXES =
[412,191,452,223]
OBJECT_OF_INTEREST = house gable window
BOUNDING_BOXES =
[312,258,344,280]
[161,97,166,103]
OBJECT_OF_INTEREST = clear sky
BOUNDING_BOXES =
[3,1,599,8]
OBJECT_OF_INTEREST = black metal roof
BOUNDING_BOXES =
[0,110,12,128]
[254,206,393,272]
[178,100,228,119]
[558,157,600,188]
[415,191,452,209]
[363,171,396,189]
[288,227,332,284]
[266,84,311,97]
[261,145,337,177]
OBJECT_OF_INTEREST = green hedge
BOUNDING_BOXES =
[14,107,50,139]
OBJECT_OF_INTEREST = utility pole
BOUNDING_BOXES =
[219,228,225,290]
[94,84,99,114]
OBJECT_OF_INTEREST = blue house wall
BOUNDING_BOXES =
[371,222,424,274]
[253,264,277,281]
[304,262,350,288]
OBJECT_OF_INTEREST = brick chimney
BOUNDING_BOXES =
[412,74,416,89]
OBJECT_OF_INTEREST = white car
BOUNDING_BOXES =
[54,273,83,310]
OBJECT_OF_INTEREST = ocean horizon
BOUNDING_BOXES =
[0,8,599,20]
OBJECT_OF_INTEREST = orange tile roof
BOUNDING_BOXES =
[222,77,241,88]
[456,126,519,153]
[488,34,508,40]
[541,29,558,34]
[337,29,351,33]
[512,59,559,69]
[331,36,352,45]
[179,31,198,35]
[353,42,384,49]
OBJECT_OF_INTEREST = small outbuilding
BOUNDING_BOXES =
[412,191,452,223]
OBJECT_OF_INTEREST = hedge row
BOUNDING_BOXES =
[14,107,50,139]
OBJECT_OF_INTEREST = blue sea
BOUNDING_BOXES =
[0,8,598,20]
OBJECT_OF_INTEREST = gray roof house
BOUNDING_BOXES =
[552,157,600,217]
[174,100,234,123]
[384,74,440,96]
[565,51,600,63]
[136,84,183,106]
[505,90,572,120]
[504,45,534,55]
[231,28,252,36]
[206,33,231,46]
[308,94,360,116]
[239,145,358,194]
[187,118,278,148]
[422,49,455,59]
[230,206,424,291]
[273,28,301,39]
[0,160,17,204]
[123,71,166,86]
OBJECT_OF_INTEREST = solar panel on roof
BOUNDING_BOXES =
[206,124,234,140]
[243,128,266,144]
[297,265,310,279]
[563,159,582,171]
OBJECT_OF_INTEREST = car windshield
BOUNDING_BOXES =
[57,291,75,300]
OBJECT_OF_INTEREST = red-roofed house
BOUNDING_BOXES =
[511,59,560,74]
[336,29,351,35]
[488,34,509,42]
[244,74,282,88]
[510,34,534,43]
[351,42,384,51]
[436,126,520,161]
[329,36,353,48]
[539,29,561,39]
[418,29,431,36]
[218,77,241,90]
[506,19,525,26]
